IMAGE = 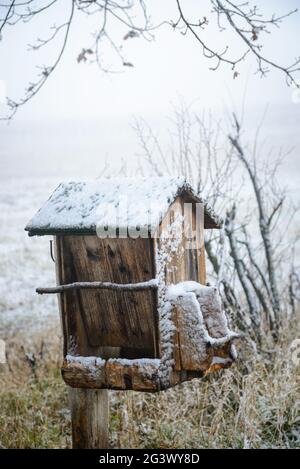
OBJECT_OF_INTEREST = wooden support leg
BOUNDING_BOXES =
[69,388,109,449]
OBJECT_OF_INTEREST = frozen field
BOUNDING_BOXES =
[0,177,63,337]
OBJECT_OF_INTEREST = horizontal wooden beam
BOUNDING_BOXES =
[62,355,161,391]
[36,278,159,295]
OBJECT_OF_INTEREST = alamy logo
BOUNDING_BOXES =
[0,339,6,364]
[95,198,204,250]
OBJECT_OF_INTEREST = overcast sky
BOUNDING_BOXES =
[0,0,299,193]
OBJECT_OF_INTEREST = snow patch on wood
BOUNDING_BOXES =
[154,227,179,387]
[167,280,239,344]
[107,358,160,367]
[25,176,221,235]
[36,278,159,295]
[165,281,239,371]
[62,278,239,390]
[66,354,105,367]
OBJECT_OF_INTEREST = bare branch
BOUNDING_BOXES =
[1,0,299,118]
[229,113,281,320]
[0,0,15,35]
[214,0,300,86]
[36,278,159,295]
[2,0,75,120]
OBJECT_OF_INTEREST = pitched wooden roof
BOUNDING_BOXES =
[25,177,221,236]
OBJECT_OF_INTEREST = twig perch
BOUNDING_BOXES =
[36,279,159,295]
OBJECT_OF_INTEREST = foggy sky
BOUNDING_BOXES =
[0,0,299,195]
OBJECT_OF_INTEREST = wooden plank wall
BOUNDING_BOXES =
[55,194,206,368]
[158,195,206,287]
[157,195,206,372]
[55,236,158,359]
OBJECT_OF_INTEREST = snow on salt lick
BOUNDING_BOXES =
[167,280,230,335]
[166,281,239,347]
[174,292,210,362]
[26,176,191,234]
[166,280,206,301]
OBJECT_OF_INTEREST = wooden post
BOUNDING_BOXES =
[54,237,109,449]
[69,388,109,449]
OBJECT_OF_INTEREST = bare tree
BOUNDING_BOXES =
[0,0,299,119]
[133,104,299,342]
[228,114,282,322]
[225,204,261,332]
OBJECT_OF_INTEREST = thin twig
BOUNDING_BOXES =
[36,278,159,294]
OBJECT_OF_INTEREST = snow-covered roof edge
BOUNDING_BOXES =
[180,183,223,230]
[25,177,222,236]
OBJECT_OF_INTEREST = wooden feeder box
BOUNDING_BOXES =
[26,177,238,393]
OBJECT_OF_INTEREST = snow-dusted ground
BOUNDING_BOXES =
[0,177,63,336]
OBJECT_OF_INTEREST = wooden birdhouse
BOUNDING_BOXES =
[25,177,238,393]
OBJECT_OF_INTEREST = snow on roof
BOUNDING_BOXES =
[25,176,221,236]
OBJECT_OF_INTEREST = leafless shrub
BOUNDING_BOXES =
[1,311,299,448]
[133,104,300,342]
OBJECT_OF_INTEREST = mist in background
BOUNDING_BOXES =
[0,0,299,199]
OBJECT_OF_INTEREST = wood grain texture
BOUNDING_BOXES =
[56,235,158,357]
[62,356,160,391]
[105,361,160,391]
[175,301,213,371]
[53,193,229,393]
[157,195,206,372]
[158,195,206,287]
[69,388,109,449]
[181,193,206,285]
[62,355,204,391]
